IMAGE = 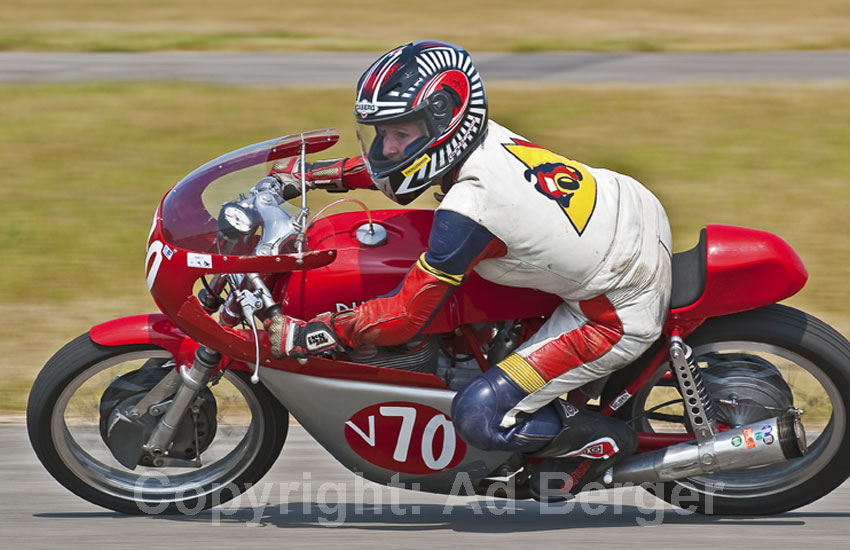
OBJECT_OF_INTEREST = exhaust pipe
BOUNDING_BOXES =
[610,413,807,484]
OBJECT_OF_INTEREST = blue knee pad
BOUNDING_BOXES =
[451,366,562,453]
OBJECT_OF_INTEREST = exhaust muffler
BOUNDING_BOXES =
[610,413,807,484]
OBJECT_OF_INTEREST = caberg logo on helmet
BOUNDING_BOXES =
[356,100,379,117]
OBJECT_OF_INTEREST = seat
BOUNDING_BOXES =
[670,228,707,309]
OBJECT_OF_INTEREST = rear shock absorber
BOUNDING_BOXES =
[669,334,718,443]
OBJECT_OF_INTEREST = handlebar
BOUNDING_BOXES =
[197,170,314,382]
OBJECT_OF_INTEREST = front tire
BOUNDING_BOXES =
[27,333,288,514]
[623,305,850,515]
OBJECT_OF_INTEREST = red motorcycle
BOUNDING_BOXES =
[27,129,850,515]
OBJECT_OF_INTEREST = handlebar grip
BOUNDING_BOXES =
[259,303,283,323]
[281,185,302,201]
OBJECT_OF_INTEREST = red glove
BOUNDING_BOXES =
[264,313,340,359]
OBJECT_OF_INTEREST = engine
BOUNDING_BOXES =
[345,321,523,390]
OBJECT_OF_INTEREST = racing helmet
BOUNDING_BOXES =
[354,40,488,204]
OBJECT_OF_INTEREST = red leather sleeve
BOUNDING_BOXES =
[340,156,374,190]
[271,156,373,191]
[332,236,508,348]
[333,265,451,348]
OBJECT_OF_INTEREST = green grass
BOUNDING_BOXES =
[2,81,850,410]
[1,0,850,52]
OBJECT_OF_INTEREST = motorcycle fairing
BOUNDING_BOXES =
[259,367,513,492]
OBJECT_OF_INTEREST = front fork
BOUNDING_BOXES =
[144,346,221,458]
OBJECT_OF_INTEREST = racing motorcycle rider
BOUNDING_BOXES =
[265,40,672,501]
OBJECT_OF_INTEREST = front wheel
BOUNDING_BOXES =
[622,304,850,515]
[27,333,289,514]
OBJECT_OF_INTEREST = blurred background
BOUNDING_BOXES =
[2,0,849,411]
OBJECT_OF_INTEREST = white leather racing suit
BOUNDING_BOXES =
[441,121,672,426]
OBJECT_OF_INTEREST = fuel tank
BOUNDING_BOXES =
[279,209,561,330]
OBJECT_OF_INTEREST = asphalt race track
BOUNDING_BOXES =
[3,424,849,549]
[1,51,849,84]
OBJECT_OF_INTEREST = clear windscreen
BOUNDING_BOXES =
[159,129,339,254]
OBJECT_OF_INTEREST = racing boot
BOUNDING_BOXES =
[527,399,637,502]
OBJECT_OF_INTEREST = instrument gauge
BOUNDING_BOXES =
[221,204,253,233]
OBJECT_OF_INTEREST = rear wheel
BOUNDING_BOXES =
[27,333,288,514]
[621,305,850,514]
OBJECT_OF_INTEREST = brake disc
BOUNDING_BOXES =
[99,360,217,467]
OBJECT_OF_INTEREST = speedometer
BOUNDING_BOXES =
[221,204,253,233]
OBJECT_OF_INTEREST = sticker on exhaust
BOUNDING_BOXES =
[743,427,757,449]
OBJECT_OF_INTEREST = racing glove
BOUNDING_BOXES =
[264,312,340,359]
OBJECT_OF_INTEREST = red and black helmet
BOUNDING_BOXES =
[354,40,488,204]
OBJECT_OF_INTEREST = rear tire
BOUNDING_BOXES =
[622,305,850,514]
[27,333,288,514]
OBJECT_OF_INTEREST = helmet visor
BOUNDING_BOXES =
[356,116,433,179]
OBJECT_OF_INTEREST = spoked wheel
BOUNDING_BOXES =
[27,333,288,514]
[621,305,850,515]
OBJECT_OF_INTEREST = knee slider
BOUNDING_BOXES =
[451,366,534,451]
[451,376,502,451]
